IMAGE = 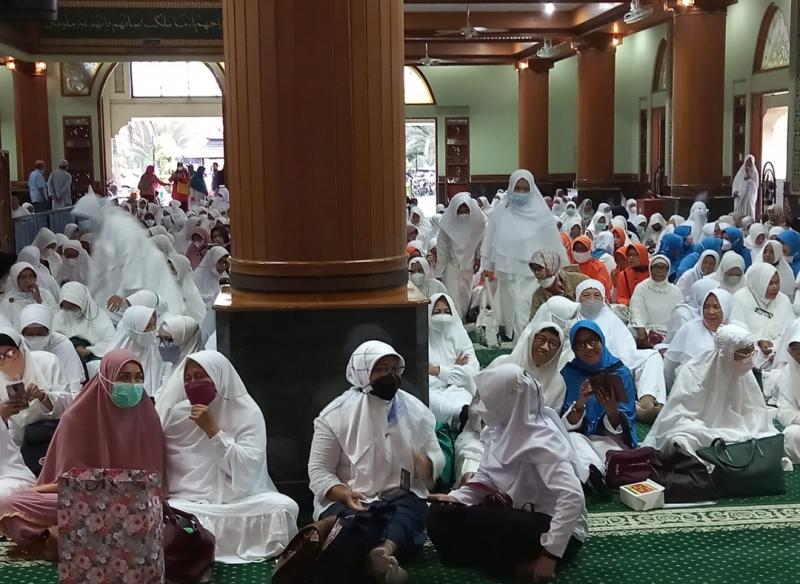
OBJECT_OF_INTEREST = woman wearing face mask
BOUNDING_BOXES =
[31,228,63,283]
[615,244,651,307]
[156,315,203,379]
[155,351,299,562]
[428,294,479,426]
[0,349,165,561]
[435,193,486,321]
[776,229,800,276]
[306,341,443,584]
[428,364,587,582]
[720,226,752,268]
[186,226,212,270]
[193,246,231,308]
[664,288,735,388]
[19,304,85,392]
[52,282,116,358]
[644,325,779,463]
[591,232,617,277]
[754,240,796,298]
[481,170,566,342]
[574,280,666,422]
[677,248,719,301]
[560,320,637,479]
[706,251,746,294]
[571,236,611,300]
[731,264,793,373]
[587,212,609,235]
[408,257,447,298]
[629,255,683,349]
[167,254,207,324]
[529,249,588,318]
[0,263,58,330]
[91,306,165,396]
[13,246,61,300]
[56,241,92,286]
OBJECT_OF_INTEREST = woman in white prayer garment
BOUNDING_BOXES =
[435,193,485,320]
[19,304,85,393]
[31,228,63,283]
[732,155,759,219]
[706,251,746,294]
[481,170,565,341]
[71,194,185,317]
[665,278,719,344]
[629,255,683,344]
[51,282,116,350]
[677,249,719,301]
[308,341,443,584]
[754,239,796,298]
[57,241,92,286]
[15,246,60,300]
[428,294,479,427]
[0,412,35,502]
[0,263,57,330]
[776,323,800,462]
[408,257,447,298]
[155,315,204,382]
[0,328,73,446]
[167,254,207,325]
[427,364,586,582]
[156,351,299,563]
[193,246,230,309]
[644,325,779,463]
[731,263,794,371]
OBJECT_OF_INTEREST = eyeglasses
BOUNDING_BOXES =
[734,348,756,361]
[0,348,20,364]
[575,338,601,349]
[372,365,402,376]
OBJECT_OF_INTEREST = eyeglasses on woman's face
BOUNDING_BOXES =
[0,347,21,365]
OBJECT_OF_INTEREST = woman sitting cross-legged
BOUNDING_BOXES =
[155,351,299,563]
[427,364,587,582]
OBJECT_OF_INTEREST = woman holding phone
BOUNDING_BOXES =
[559,320,637,480]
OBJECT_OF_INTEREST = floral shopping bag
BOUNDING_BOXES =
[58,468,164,584]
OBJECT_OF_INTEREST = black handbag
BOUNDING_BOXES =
[696,435,786,497]
[163,503,215,584]
[21,419,59,476]
[651,450,717,503]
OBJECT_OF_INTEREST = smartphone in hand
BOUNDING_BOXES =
[6,382,25,401]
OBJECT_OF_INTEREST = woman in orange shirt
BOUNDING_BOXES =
[616,243,650,306]
[572,235,612,300]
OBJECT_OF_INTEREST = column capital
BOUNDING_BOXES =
[524,58,554,74]
[574,32,616,53]
[665,0,735,14]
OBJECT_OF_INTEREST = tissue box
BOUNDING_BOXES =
[619,479,665,511]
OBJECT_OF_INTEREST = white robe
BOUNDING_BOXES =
[0,419,35,502]
[629,276,683,333]
[168,254,207,325]
[776,326,800,462]
[51,282,117,348]
[0,263,58,330]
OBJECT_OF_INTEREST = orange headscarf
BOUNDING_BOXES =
[560,232,574,264]
[573,235,612,299]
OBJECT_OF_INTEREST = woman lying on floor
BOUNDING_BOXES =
[427,364,586,581]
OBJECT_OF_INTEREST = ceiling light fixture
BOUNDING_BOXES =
[5,58,16,71]
[678,0,695,5]
[516,60,529,71]
[544,3,556,15]
[35,61,47,74]
[611,35,620,47]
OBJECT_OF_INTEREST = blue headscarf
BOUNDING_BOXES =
[656,233,684,281]
[560,320,637,446]
[675,237,723,281]
[722,226,751,268]
[777,229,800,276]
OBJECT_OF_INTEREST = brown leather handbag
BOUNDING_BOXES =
[605,447,658,488]
[163,503,216,584]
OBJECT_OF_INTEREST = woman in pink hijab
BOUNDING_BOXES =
[0,349,166,560]
[185,226,211,270]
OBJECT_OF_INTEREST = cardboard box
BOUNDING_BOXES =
[619,479,665,511]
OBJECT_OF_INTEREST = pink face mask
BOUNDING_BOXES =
[185,378,217,406]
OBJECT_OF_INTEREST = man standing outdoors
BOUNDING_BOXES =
[28,160,48,213]
[48,160,73,210]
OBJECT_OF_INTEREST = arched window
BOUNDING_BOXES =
[652,39,667,93]
[130,61,222,98]
[754,5,790,72]
[404,66,435,105]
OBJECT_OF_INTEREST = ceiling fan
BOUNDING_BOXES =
[416,43,460,66]
[434,4,509,40]
[536,38,568,59]
[624,0,654,24]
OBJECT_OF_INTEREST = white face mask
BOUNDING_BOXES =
[537,275,557,289]
[130,330,156,347]
[730,356,754,376]
[720,240,732,252]
[457,213,469,221]
[430,313,453,331]
[580,299,605,318]
[573,251,591,264]
[410,272,426,287]
[63,257,78,266]
[725,274,742,286]
[24,334,50,351]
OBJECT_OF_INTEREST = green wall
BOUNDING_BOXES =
[406,65,518,176]
[549,57,578,174]
[0,68,17,181]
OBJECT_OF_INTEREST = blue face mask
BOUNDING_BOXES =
[111,382,144,408]
[158,341,181,364]
[509,192,530,206]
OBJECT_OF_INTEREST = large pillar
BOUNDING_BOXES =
[219,0,428,507]
[13,62,51,180]
[669,1,728,210]
[787,0,800,206]
[518,60,552,180]
[576,37,616,188]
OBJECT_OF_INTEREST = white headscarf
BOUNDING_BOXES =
[754,240,795,297]
[677,249,719,301]
[18,303,85,387]
[168,254,207,324]
[409,206,431,240]
[438,192,486,264]
[159,315,204,367]
[486,321,568,410]
[665,288,733,366]
[707,251,746,293]
[408,257,447,298]
[57,241,92,286]
[574,279,638,367]
[312,341,443,516]
[15,246,61,299]
[731,263,793,343]
[193,246,230,306]
[0,262,57,329]
[776,324,800,428]
[732,155,759,219]
[686,202,708,244]
[64,223,80,240]
[52,282,116,347]
[745,222,767,250]
[644,324,776,457]
[32,227,63,281]
[481,170,566,276]
[428,293,478,394]
[644,213,666,245]
[91,305,164,394]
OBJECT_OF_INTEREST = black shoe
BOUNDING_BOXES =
[587,465,612,502]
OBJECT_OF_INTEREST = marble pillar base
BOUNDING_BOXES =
[214,285,429,511]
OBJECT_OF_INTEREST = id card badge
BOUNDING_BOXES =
[401,468,411,491]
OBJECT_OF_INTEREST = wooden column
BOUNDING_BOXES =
[787,0,800,202]
[518,60,552,179]
[13,62,51,180]
[223,0,406,293]
[576,37,616,187]
[670,2,728,198]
